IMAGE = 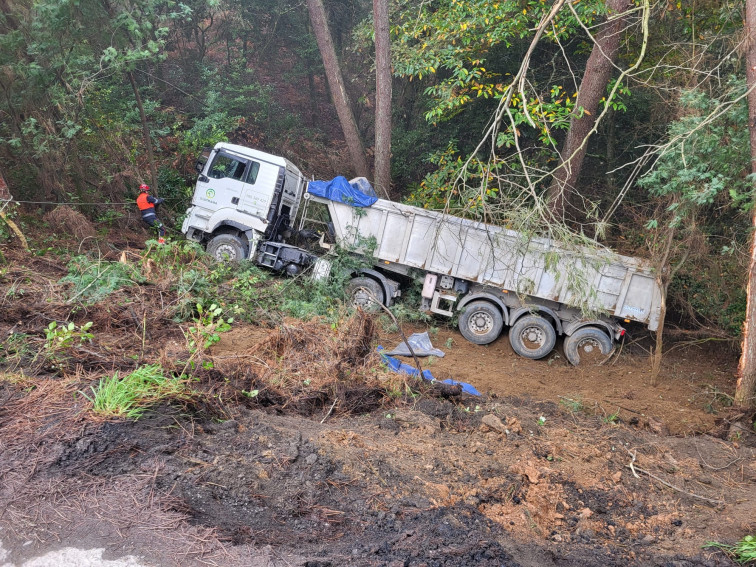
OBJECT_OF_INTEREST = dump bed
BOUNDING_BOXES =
[307,193,662,330]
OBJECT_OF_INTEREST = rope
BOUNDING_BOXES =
[0,197,185,234]
[3,199,183,206]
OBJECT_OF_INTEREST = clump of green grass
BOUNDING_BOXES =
[85,364,193,419]
[705,535,756,564]
[559,395,585,413]
[61,256,144,304]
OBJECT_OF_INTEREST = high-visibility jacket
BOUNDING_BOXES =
[136,193,162,217]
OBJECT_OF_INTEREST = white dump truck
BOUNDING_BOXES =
[182,142,663,365]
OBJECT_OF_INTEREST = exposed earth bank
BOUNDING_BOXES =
[1,243,755,567]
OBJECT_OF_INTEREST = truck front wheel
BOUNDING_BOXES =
[563,327,613,366]
[509,315,556,359]
[207,234,248,262]
[459,301,503,345]
[346,277,384,311]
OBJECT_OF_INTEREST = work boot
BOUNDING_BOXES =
[158,237,166,244]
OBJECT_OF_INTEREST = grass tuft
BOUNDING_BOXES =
[85,364,193,419]
[704,535,756,564]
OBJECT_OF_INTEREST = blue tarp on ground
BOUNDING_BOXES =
[307,176,378,208]
[377,347,481,396]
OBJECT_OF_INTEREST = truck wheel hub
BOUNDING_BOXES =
[523,328,543,344]
[353,288,372,306]
[470,313,493,333]
[216,244,238,259]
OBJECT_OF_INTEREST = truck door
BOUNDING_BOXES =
[282,167,305,220]
[196,150,251,210]
[239,160,280,219]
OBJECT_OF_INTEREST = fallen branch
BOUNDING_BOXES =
[66,265,113,304]
[320,398,338,424]
[624,450,724,506]
[0,209,29,251]
[0,172,29,252]
[603,401,642,415]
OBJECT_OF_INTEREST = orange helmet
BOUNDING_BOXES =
[139,183,150,192]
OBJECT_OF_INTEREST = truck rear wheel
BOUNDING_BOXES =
[207,234,248,262]
[459,301,503,345]
[346,277,384,311]
[563,326,613,366]
[509,315,556,359]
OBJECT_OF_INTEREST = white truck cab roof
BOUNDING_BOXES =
[214,142,300,173]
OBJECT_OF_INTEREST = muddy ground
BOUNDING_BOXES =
[1,238,755,567]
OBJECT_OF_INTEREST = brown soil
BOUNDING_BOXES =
[377,324,738,436]
[1,241,755,567]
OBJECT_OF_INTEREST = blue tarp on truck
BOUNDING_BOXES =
[307,176,378,208]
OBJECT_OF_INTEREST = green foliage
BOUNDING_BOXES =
[559,396,585,413]
[669,269,746,337]
[177,110,240,155]
[638,85,752,227]
[278,247,371,323]
[157,166,193,212]
[601,79,631,112]
[704,535,756,564]
[172,258,276,324]
[176,64,297,155]
[187,302,233,352]
[61,256,144,304]
[639,83,751,336]
[181,302,233,373]
[45,321,94,352]
[494,84,580,149]
[391,0,603,123]
[602,410,620,424]
[403,142,499,215]
[146,239,207,273]
[42,320,94,370]
[85,364,193,419]
[0,333,34,369]
[381,301,432,333]
[0,0,172,198]
[173,268,213,321]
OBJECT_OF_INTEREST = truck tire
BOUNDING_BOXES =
[509,315,556,360]
[346,277,384,310]
[207,234,248,262]
[563,326,613,366]
[459,301,503,345]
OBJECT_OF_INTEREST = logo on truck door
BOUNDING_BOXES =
[206,188,216,199]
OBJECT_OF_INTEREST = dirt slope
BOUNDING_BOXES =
[0,243,755,567]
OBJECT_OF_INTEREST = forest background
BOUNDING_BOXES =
[0,0,754,405]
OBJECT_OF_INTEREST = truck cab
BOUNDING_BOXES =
[182,143,307,261]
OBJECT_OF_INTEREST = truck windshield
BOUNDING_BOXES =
[208,154,247,181]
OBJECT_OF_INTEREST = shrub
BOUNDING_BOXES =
[61,256,144,304]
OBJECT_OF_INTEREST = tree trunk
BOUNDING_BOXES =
[650,226,677,385]
[548,0,630,218]
[306,0,370,178]
[373,0,392,199]
[128,72,158,193]
[735,0,756,410]
[0,169,29,251]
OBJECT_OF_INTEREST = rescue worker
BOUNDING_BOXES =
[136,183,166,244]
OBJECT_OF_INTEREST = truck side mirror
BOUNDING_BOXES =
[195,148,211,173]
